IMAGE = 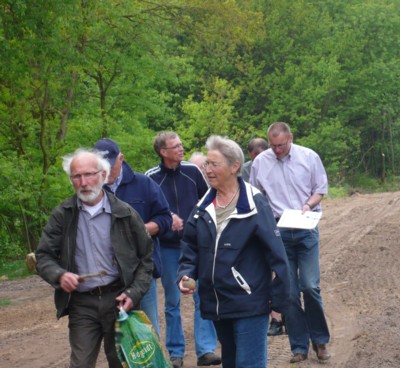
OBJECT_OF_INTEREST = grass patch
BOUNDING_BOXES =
[328,186,348,198]
[0,259,34,280]
[0,299,12,308]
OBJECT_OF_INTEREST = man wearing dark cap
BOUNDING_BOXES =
[94,138,172,338]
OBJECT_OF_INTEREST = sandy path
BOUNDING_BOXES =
[1,191,400,367]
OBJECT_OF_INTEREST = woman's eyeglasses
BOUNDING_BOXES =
[202,161,224,169]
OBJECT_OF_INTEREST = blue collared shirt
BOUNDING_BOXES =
[75,193,120,292]
[108,166,123,193]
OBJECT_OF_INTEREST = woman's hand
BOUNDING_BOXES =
[178,276,196,295]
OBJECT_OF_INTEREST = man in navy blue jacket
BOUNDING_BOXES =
[94,138,172,338]
[146,132,221,368]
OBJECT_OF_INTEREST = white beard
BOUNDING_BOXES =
[77,179,104,205]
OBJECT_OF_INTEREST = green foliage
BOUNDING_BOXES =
[1,0,400,262]
[0,260,33,280]
[297,119,360,186]
[179,77,241,150]
[327,186,348,199]
[0,238,24,261]
[347,175,400,194]
[348,175,384,193]
[110,125,160,173]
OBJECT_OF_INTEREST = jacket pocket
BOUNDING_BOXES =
[231,267,252,295]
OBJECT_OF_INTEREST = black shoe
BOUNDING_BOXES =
[268,318,284,336]
[197,352,222,366]
[171,357,183,368]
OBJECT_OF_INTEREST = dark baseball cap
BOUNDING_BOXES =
[93,138,120,166]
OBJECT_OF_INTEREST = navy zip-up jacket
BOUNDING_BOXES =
[106,161,172,277]
[178,179,290,321]
[145,161,209,248]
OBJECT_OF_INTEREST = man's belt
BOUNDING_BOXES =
[85,280,123,296]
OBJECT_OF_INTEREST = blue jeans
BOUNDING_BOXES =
[160,246,218,358]
[279,227,330,355]
[139,277,160,339]
[213,314,268,368]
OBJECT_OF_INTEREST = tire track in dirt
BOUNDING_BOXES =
[269,192,400,367]
[318,193,400,368]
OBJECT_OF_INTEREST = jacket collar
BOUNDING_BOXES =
[159,161,181,173]
[61,191,131,218]
[119,161,136,185]
[198,177,260,216]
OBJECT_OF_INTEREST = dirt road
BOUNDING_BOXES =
[1,191,400,367]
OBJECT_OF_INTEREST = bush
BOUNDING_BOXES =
[0,259,33,280]
[0,239,25,261]
[327,186,348,198]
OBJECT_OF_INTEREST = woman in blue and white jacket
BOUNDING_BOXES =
[178,135,290,368]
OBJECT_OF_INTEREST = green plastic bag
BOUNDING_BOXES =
[115,310,172,368]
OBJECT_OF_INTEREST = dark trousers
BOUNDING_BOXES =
[68,290,122,368]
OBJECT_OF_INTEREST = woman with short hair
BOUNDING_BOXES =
[178,135,290,368]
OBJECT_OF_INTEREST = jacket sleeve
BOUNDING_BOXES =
[123,211,154,306]
[148,178,172,237]
[35,206,68,288]
[254,194,291,312]
[177,209,199,282]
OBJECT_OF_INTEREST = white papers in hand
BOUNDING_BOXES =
[277,209,322,230]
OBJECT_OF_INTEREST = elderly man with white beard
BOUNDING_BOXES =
[35,149,153,368]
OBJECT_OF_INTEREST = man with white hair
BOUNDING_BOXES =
[36,149,153,368]
[189,151,208,182]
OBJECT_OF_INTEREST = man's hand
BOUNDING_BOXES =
[301,203,311,214]
[59,272,80,293]
[171,214,184,232]
[116,292,134,312]
[145,221,159,237]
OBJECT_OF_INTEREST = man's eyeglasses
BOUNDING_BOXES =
[269,139,290,150]
[70,170,101,182]
[202,161,224,169]
[163,143,183,150]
